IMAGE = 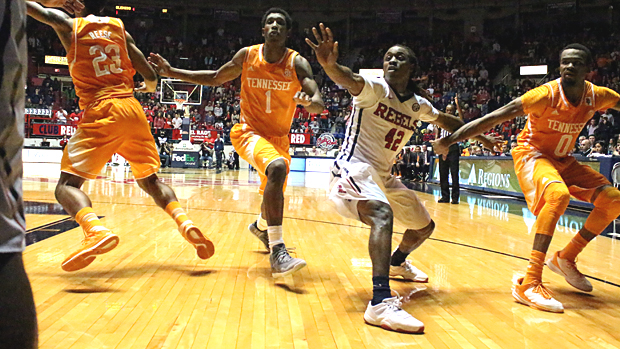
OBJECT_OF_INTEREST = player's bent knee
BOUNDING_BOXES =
[359,201,393,228]
[265,159,287,180]
[419,220,435,238]
[594,186,620,216]
[544,183,571,209]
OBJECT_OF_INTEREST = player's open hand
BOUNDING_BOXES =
[39,0,84,14]
[305,23,339,68]
[431,138,451,160]
[293,91,312,107]
[148,53,172,77]
[479,135,504,152]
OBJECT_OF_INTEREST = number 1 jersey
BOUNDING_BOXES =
[337,76,439,177]
[68,15,136,109]
[239,44,301,138]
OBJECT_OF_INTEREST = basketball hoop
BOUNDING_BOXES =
[174,98,187,110]
[173,91,188,110]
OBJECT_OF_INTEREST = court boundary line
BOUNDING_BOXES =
[26,199,620,289]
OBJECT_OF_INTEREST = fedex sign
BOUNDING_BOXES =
[289,133,310,145]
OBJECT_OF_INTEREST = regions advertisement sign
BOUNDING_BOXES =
[171,151,200,168]
[430,157,600,200]
[289,133,311,145]
[31,123,76,136]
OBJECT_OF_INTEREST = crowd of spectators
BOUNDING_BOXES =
[24,17,620,157]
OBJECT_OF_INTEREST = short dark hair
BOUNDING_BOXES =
[561,43,592,64]
[83,0,107,14]
[261,8,292,30]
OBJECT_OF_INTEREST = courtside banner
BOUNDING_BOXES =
[31,123,76,136]
[289,133,311,145]
[431,157,600,195]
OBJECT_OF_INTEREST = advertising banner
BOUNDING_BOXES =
[31,123,76,136]
[171,151,201,168]
[431,157,600,200]
[289,133,311,145]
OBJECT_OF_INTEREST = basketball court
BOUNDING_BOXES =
[22,165,620,349]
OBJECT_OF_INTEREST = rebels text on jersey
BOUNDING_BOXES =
[337,76,439,177]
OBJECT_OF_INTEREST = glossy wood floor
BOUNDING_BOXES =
[22,164,620,349]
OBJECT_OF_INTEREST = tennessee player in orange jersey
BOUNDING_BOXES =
[27,0,214,272]
[149,8,324,278]
[433,44,620,313]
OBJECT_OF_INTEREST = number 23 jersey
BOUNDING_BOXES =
[517,79,620,158]
[337,76,439,177]
[68,15,136,109]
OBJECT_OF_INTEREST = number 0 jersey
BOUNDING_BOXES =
[68,15,136,109]
[239,44,302,138]
[517,79,620,158]
[337,76,439,177]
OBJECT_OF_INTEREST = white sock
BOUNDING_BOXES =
[268,226,284,251]
[257,214,268,231]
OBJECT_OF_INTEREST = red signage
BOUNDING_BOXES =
[32,123,76,136]
[290,133,311,145]
[172,129,218,142]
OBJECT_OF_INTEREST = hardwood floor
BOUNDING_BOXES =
[22,165,620,349]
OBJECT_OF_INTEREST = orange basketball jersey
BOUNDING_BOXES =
[517,79,620,158]
[67,15,136,109]
[239,44,302,137]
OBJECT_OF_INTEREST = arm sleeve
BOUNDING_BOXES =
[521,85,550,115]
[595,86,620,111]
[418,98,440,122]
[352,76,389,108]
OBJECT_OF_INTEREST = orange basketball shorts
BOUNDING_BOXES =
[61,97,160,180]
[512,147,609,215]
[230,123,291,194]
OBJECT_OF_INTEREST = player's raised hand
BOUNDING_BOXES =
[148,53,172,77]
[305,23,339,67]
[478,134,504,152]
[38,0,84,14]
[293,91,312,107]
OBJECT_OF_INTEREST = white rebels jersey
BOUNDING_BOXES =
[336,76,439,177]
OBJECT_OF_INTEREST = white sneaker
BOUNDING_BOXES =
[389,260,428,283]
[363,294,425,333]
[512,277,564,313]
[546,251,593,292]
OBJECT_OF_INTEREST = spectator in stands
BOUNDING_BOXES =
[200,142,213,168]
[40,138,50,147]
[595,116,613,143]
[213,102,223,120]
[172,114,183,129]
[159,142,172,168]
[587,119,598,136]
[579,139,592,156]
[153,112,166,129]
[214,133,224,170]
[55,108,67,123]
[588,141,609,157]
[420,144,433,182]
[471,146,483,156]
[59,136,68,150]
[613,143,620,156]
[412,146,423,182]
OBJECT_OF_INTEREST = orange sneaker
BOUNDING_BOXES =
[512,277,564,313]
[61,231,119,272]
[179,222,215,259]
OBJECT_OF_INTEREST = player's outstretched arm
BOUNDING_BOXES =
[294,56,324,114]
[305,23,365,96]
[26,1,72,28]
[148,48,245,87]
[126,31,157,93]
[432,97,524,155]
